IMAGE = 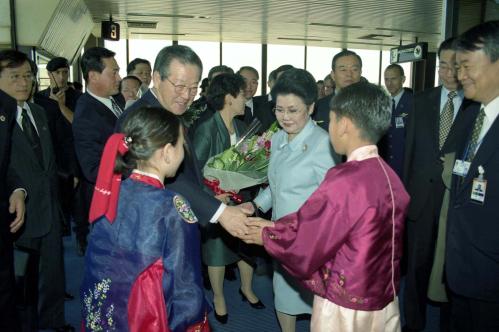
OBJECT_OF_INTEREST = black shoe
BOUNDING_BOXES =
[64,292,74,301]
[53,323,75,331]
[239,289,265,309]
[212,303,228,324]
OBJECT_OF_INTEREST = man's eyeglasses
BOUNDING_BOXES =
[165,77,198,96]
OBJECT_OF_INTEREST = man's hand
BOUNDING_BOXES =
[238,202,255,215]
[239,217,274,245]
[218,205,252,237]
[50,89,66,106]
[9,190,26,233]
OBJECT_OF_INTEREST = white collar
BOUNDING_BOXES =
[347,145,379,162]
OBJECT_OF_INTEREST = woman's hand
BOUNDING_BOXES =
[240,217,274,245]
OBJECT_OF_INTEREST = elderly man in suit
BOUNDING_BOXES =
[402,38,480,332]
[0,86,26,331]
[446,20,499,332]
[72,47,122,255]
[378,64,413,179]
[0,50,72,331]
[118,45,251,237]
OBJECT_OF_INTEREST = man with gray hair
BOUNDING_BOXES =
[118,45,252,237]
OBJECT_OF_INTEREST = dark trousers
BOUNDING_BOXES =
[73,180,92,243]
[0,213,20,331]
[16,219,65,329]
[449,292,499,332]
[404,191,441,330]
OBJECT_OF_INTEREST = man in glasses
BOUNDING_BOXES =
[403,37,480,332]
[118,45,253,238]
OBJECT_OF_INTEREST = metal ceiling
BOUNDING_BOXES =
[83,0,445,51]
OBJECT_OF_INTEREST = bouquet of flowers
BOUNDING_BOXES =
[203,120,280,199]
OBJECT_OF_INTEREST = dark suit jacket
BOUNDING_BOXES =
[73,92,119,184]
[10,103,62,242]
[403,86,479,221]
[0,90,22,206]
[117,90,221,225]
[193,111,247,168]
[33,94,77,177]
[378,89,413,178]
[313,93,333,132]
[252,95,276,132]
[446,104,499,302]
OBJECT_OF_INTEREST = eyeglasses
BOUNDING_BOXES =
[438,65,456,73]
[165,77,198,96]
[273,107,306,117]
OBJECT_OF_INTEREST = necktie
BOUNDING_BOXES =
[439,91,457,149]
[110,98,123,118]
[392,98,396,114]
[466,108,486,162]
[21,109,44,166]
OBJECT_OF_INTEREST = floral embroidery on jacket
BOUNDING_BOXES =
[173,195,198,224]
[83,278,116,331]
[331,272,366,304]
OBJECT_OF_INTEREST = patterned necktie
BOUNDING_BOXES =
[439,91,457,149]
[110,98,123,118]
[466,108,486,162]
[21,109,44,165]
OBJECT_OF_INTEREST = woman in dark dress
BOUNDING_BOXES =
[193,73,264,323]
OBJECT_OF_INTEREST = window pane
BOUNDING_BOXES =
[128,39,172,72]
[104,39,127,78]
[222,42,262,95]
[349,49,381,85]
[267,44,305,76]
[179,40,220,80]
[380,51,413,88]
[306,46,342,82]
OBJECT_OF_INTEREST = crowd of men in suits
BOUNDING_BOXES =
[0,19,497,332]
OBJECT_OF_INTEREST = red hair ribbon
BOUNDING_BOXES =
[89,133,129,224]
[203,178,243,204]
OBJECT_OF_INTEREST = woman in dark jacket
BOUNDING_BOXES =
[193,73,264,324]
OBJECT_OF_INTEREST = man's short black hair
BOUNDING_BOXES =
[81,47,116,81]
[437,37,457,58]
[208,65,234,81]
[46,57,69,72]
[456,20,499,62]
[127,58,151,74]
[332,50,362,70]
[237,66,259,80]
[0,49,30,74]
[119,75,142,91]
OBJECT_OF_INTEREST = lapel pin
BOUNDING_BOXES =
[0,115,5,122]
[302,144,308,152]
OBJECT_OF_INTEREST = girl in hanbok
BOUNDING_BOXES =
[81,107,209,332]
[244,83,410,332]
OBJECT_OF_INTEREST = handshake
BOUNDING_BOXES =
[217,202,274,245]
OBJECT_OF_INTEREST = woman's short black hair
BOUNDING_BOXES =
[206,73,246,111]
[270,68,318,106]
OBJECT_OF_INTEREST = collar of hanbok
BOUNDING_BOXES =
[130,170,164,189]
[347,144,379,162]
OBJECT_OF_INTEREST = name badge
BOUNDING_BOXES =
[471,165,487,204]
[471,178,487,204]
[452,159,470,177]
[395,116,405,128]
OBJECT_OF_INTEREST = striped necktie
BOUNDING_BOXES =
[110,98,123,118]
[466,108,486,162]
[439,90,457,149]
